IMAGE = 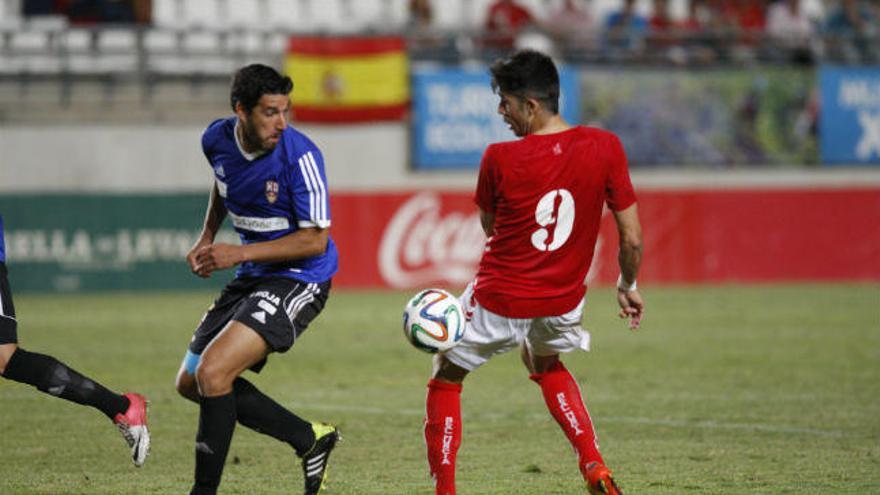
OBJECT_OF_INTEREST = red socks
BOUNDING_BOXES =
[530,360,604,477]
[425,363,600,493]
[424,379,462,495]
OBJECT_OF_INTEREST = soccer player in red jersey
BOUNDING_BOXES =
[422,50,644,495]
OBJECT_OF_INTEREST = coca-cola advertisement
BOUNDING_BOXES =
[329,188,880,289]
[330,191,486,289]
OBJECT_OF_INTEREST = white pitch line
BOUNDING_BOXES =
[289,402,849,438]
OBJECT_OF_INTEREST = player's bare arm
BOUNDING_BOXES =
[193,227,329,277]
[239,227,328,263]
[187,182,228,276]
[479,209,496,237]
[613,203,644,329]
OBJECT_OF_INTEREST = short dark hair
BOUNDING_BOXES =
[490,49,559,114]
[230,64,293,113]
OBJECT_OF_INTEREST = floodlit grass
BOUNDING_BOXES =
[0,284,878,494]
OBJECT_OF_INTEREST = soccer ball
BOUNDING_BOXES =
[403,288,466,353]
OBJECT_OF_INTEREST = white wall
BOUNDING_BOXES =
[3,123,878,195]
[0,123,475,193]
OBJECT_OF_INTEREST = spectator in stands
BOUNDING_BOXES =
[680,0,710,31]
[765,0,818,64]
[603,0,649,58]
[62,0,150,24]
[22,0,56,16]
[650,0,675,34]
[131,0,151,24]
[407,0,434,34]
[824,0,877,63]
[707,0,766,61]
[542,0,598,55]
[648,0,677,57]
[406,0,455,60]
[726,0,767,43]
[677,0,720,64]
[647,0,687,65]
[484,0,536,53]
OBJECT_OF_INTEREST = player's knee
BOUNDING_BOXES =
[0,344,17,376]
[432,354,468,384]
[531,353,561,374]
[194,360,234,396]
[175,370,199,401]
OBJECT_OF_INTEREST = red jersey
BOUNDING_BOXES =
[473,126,636,318]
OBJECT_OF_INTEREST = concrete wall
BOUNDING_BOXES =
[3,123,878,194]
[0,122,475,193]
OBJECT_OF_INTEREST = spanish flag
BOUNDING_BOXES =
[284,36,409,123]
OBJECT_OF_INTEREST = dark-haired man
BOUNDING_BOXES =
[0,214,150,467]
[175,64,339,495]
[422,50,644,495]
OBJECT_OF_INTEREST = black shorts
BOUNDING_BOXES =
[189,276,330,370]
[0,262,18,345]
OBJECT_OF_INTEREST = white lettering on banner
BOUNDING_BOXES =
[115,229,195,264]
[426,84,496,118]
[5,229,239,268]
[838,79,880,108]
[7,230,93,263]
[227,212,290,232]
[856,110,880,160]
[425,123,510,152]
[378,192,484,288]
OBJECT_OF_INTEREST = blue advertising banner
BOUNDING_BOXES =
[820,66,880,165]
[411,65,580,170]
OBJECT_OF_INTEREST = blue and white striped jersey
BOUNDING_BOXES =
[201,117,338,283]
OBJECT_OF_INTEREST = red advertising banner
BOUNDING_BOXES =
[328,188,880,289]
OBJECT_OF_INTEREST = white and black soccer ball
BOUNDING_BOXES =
[403,288,466,353]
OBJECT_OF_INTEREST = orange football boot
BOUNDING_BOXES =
[584,462,623,495]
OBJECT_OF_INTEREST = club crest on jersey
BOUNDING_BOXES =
[265,180,279,203]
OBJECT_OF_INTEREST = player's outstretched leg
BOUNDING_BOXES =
[300,422,340,495]
[1,346,150,467]
[424,379,462,495]
[231,377,340,494]
[529,360,620,494]
[233,377,317,453]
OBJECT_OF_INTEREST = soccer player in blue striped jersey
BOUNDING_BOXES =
[174,65,339,495]
[0,214,150,467]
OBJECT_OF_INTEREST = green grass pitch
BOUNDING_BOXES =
[0,284,878,494]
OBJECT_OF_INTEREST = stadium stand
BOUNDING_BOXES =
[0,0,875,126]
